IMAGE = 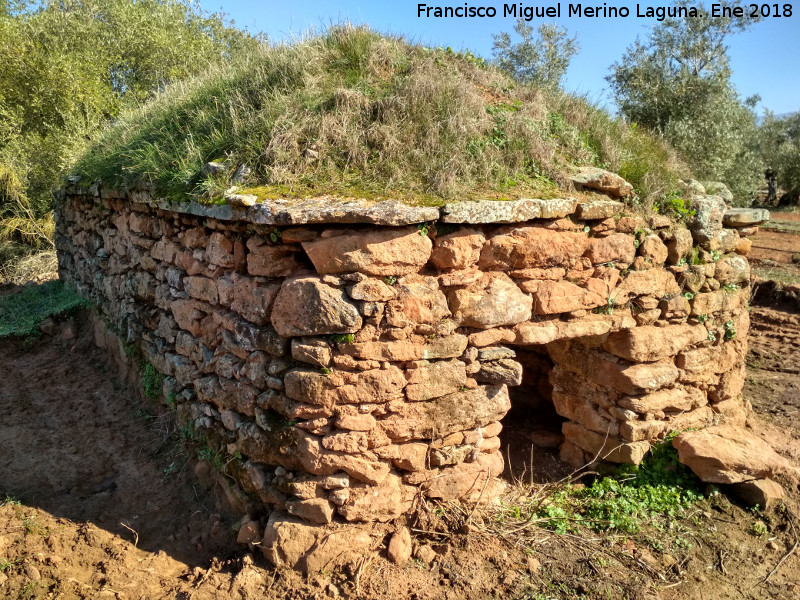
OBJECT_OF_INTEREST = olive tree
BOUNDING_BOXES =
[607,0,762,204]
[492,19,579,90]
[0,0,255,247]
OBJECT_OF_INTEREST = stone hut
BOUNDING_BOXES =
[54,177,768,570]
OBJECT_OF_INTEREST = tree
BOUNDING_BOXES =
[492,19,579,90]
[0,0,255,249]
[756,112,800,196]
[607,0,762,204]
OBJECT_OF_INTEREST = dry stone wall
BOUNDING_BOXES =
[54,185,765,569]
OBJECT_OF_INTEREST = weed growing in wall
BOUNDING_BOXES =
[140,363,165,400]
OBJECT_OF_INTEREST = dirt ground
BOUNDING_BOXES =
[2,267,800,598]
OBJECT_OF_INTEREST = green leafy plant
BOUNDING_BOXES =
[141,363,165,400]
[659,192,696,220]
[319,366,333,375]
[593,297,616,315]
[0,557,21,572]
[268,228,282,243]
[710,250,721,262]
[501,433,703,536]
[722,283,738,292]
[329,333,355,344]
[751,520,768,536]
[1,495,20,507]
[696,314,707,323]
[724,319,737,340]
[383,276,398,286]
[417,223,430,236]
[198,444,226,472]
[707,330,717,342]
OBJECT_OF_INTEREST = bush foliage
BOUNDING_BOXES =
[0,0,255,245]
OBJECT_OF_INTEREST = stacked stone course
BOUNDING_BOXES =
[54,186,764,569]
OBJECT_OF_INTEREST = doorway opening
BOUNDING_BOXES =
[498,345,572,484]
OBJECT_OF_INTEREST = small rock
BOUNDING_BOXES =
[327,583,341,596]
[475,359,523,386]
[25,564,41,581]
[527,556,540,573]
[237,520,262,545]
[38,318,55,335]
[730,479,784,509]
[387,527,413,564]
[722,208,770,227]
[232,163,252,184]
[570,167,633,199]
[415,544,437,564]
[574,199,624,220]
[477,346,516,361]
[767,540,780,551]
[203,161,226,176]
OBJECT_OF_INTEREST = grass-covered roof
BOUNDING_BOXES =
[72,25,686,206]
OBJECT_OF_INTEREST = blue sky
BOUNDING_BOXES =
[203,1,800,116]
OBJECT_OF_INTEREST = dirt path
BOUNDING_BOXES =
[1,308,799,599]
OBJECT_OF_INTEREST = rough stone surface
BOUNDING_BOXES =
[525,280,605,315]
[302,227,432,276]
[405,360,467,401]
[440,198,577,223]
[575,200,624,220]
[673,425,795,484]
[722,208,770,227]
[261,513,372,572]
[730,479,784,509]
[480,227,589,270]
[639,235,668,264]
[570,167,633,199]
[448,272,532,328]
[665,228,693,264]
[562,422,649,464]
[714,255,750,286]
[585,234,636,265]
[430,228,485,270]
[379,385,510,441]
[475,359,523,386]
[688,196,728,243]
[603,324,706,362]
[272,276,362,337]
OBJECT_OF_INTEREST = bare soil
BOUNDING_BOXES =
[1,302,799,599]
[749,210,800,283]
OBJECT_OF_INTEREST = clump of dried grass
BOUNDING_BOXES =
[73,24,686,205]
[0,244,58,285]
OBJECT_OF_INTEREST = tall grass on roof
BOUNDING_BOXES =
[72,24,686,205]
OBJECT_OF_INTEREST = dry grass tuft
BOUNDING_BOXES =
[0,244,58,285]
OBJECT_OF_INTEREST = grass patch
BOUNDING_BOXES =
[753,265,800,287]
[72,24,685,206]
[0,280,87,338]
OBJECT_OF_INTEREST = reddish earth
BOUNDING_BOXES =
[0,299,799,599]
[749,210,800,266]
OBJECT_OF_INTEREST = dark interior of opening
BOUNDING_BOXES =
[499,345,573,484]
